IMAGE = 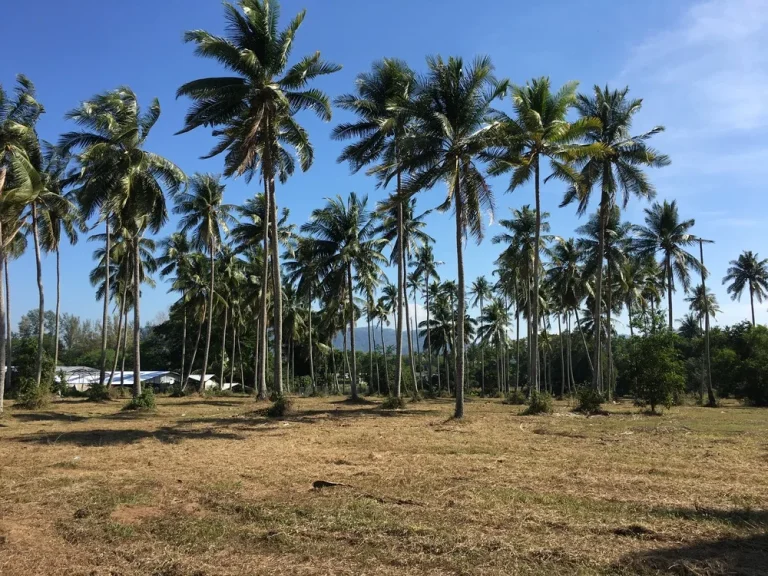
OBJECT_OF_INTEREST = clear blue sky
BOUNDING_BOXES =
[3,0,767,332]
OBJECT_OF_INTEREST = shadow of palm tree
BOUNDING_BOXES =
[11,411,90,423]
[10,426,245,446]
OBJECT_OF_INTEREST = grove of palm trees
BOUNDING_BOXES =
[1,1,767,575]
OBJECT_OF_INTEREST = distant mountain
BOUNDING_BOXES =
[332,328,423,353]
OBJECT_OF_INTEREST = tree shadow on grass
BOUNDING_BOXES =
[11,411,90,423]
[615,532,768,576]
[10,426,246,446]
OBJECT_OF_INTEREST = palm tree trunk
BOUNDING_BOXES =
[558,314,565,397]
[183,304,205,391]
[628,303,634,338]
[575,309,594,373]
[237,336,246,391]
[121,307,127,391]
[0,217,6,413]
[180,302,187,387]
[453,163,465,418]
[413,287,422,385]
[367,307,373,395]
[219,304,229,390]
[199,239,215,394]
[592,195,607,391]
[99,217,110,387]
[230,326,237,390]
[258,180,270,400]
[269,179,283,395]
[54,248,61,368]
[107,283,128,386]
[515,305,521,391]
[380,320,389,395]
[480,295,485,395]
[496,338,501,393]
[372,318,380,394]
[253,318,259,393]
[342,324,350,394]
[330,336,339,393]
[4,259,11,396]
[666,252,674,330]
[526,286,532,393]
[31,204,45,388]
[531,158,542,393]
[308,298,315,392]
[750,284,756,327]
[132,238,142,397]
[347,264,358,400]
[607,265,613,401]
[404,277,418,394]
[394,159,405,399]
[567,313,575,392]
[425,275,433,393]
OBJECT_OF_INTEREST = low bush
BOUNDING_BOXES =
[574,387,605,415]
[86,382,111,402]
[522,391,553,415]
[502,389,527,405]
[381,395,407,410]
[16,378,51,410]
[123,388,156,411]
[109,386,129,399]
[204,388,234,398]
[266,395,292,417]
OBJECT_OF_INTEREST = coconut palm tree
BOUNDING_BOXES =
[722,251,768,327]
[0,75,43,410]
[561,85,669,389]
[37,144,81,369]
[470,276,493,394]
[634,200,702,330]
[334,58,416,403]
[489,77,589,392]
[301,193,386,400]
[476,298,509,393]
[411,243,441,391]
[401,55,506,417]
[685,284,720,327]
[174,174,233,392]
[61,88,185,396]
[677,313,701,339]
[178,0,340,396]
[158,232,193,379]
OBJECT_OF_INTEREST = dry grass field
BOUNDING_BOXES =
[0,395,766,575]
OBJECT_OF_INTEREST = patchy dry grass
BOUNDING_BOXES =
[0,395,766,575]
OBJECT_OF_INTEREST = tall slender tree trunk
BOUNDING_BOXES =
[308,298,315,392]
[479,295,485,395]
[199,238,215,394]
[54,249,61,367]
[425,275,433,393]
[558,314,565,397]
[258,178,270,400]
[404,277,418,394]
[526,285,532,393]
[666,252,674,330]
[31,204,45,388]
[269,179,283,395]
[453,163,466,418]
[413,287,422,385]
[699,240,716,406]
[515,305,521,391]
[107,284,128,385]
[394,193,404,398]
[132,238,142,397]
[380,320,389,395]
[253,318,259,394]
[183,305,205,391]
[367,307,373,395]
[0,216,6,412]
[750,284,755,327]
[121,307,128,391]
[606,265,613,401]
[98,218,110,387]
[347,265,358,400]
[4,260,11,395]
[592,195,608,390]
[237,336,245,391]
[372,318,380,394]
[180,303,187,387]
[567,313,575,392]
[219,305,229,390]
[230,321,237,389]
[531,158,542,392]
[575,309,594,372]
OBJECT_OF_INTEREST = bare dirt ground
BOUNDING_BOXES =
[0,395,766,575]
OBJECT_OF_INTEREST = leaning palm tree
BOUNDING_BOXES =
[175,174,233,393]
[400,55,506,418]
[334,58,416,404]
[489,77,589,392]
[301,193,386,400]
[178,0,340,395]
[61,88,185,396]
[561,85,669,388]
[634,200,701,330]
[470,276,493,394]
[722,251,768,327]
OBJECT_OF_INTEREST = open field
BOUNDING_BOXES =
[0,396,766,575]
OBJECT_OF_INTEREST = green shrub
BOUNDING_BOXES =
[381,395,407,410]
[86,382,111,402]
[204,387,234,398]
[266,395,292,417]
[522,391,553,415]
[502,389,527,405]
[574,387,605,415]
[15,378,51,410]
[123,388,156,411]
[110,386,129,399]
[630,333,685,414]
